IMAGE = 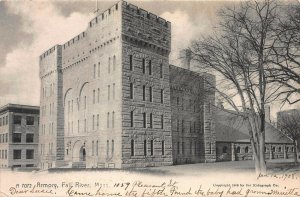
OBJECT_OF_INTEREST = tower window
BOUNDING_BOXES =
[149,87,152,102]
[144,140,147,156]
[149,113,153,128]
[131,139,134,156]
[162,140,165,155]
[129,55,133,71]
[142,85,146,101]
[143,113,146,128]
[142,59,145,74]
[160,63,163,78]
[130,111,134,127]
[148,60,152,75]
[150,140,154,156]
[161,115,164,129]
[160,89,164,104]
[130,83,134,99]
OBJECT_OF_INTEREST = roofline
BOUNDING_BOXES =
[0,104,40,114]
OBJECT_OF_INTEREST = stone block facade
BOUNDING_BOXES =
[38,1,216,169]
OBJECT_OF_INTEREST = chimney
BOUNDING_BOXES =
[181,49,192,70]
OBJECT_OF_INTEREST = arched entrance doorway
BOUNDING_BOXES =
[79,146,86,161]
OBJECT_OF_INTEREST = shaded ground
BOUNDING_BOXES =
[126,159,300,176]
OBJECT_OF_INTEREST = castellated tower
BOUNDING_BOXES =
[39,1,172,169]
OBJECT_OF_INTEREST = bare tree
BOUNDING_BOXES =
[277,109,300,164]
[268,3,300,104]
[186,0,281,174]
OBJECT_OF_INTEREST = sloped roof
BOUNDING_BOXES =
[215,109,292,144]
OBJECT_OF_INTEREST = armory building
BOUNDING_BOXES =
[38,1,296,169]
[39,1,215,169]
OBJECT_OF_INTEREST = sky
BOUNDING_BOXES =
[0,0,299,120]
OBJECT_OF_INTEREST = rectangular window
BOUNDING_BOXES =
[112,112,115,128]
[182,120,185,132]
[144,140,147,156]
[26,149,34,159]
[130,111,134,127]
[177,120,180,132]
[26,134,34,143]
[143,85,146,101]
[93,115,95,130]
[129,55,133,71]
[161,115,164,129]
[113,56,116,71]
[97,114,99,130]
[149,87,152,102]
[107,113,110,128]
[94,64,96,78]
[160,63,163,78]
[108,85,110,100]
[161,89,164,104]
[130,83,134,99]
[92,141,94,156]
[13,150,21,159]
[78,120,80,133]
[93,89,95,104]
[13,115,22,125]
[142,58,145,74]
[143,113,146,128]
[5,150,7,159]
[190,141,193,155]
[131,139,134,156]
[5,133,8,143]
[97,88,100,103]
[148,60,152,75]
[149,113,153,128]
[98,62,100,77]
[182,142,185,155]
[0,118,2,126]
[106,140,109,158]
[112,140,114,156]
[12,133,21,143]
[113,83,115,100]
[108,57,111,73]
[96,141,99,156]
[162,140,165,155]
[150,140,154,156]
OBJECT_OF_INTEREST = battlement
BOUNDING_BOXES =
[122,1,171,29]
[40,45,59,60]
[62,31,87,50]
[89,1,121,28]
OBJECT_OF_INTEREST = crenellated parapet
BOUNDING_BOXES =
[121,1,171,56]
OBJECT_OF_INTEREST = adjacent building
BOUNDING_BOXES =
[39,1,216,169]
[0,104,39,168]
[215,108,295,162]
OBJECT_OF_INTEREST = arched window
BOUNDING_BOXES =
[245,146,249,153]
[236,146,241,153]
[222,146,227,153]
[278,147,282,152]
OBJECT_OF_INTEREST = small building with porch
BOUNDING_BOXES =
[215,109,295,162]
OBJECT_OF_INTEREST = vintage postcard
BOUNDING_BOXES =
[0,0,299,196]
